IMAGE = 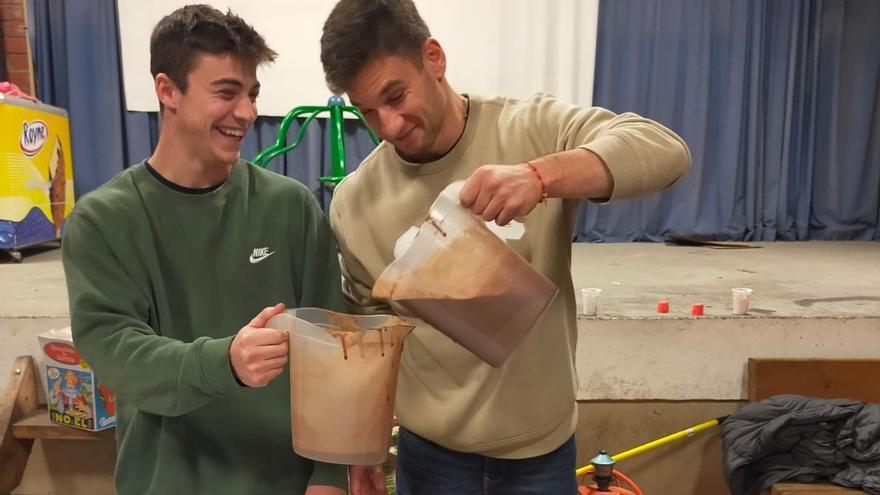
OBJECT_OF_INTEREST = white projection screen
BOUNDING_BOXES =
[117,0,598,116]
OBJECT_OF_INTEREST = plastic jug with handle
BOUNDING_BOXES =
[267,308,413,465]
[372,181,557,367]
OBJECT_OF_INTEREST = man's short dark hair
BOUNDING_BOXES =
[150,4,277,92]
[320,0,430,94]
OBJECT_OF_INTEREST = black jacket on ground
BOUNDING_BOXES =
[722,394,880,495]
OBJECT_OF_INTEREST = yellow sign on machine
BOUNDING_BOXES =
[0,93,75,255]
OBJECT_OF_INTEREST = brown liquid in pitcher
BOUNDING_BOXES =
[373,219,557,367]
[399,293,554,368]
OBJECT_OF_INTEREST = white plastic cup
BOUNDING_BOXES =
[581,288,602,316]
[732,288,753,315]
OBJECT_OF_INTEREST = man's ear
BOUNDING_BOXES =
[422,37,446,82]
[155,73,179,112]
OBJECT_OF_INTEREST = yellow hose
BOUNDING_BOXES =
[575,417,725,477]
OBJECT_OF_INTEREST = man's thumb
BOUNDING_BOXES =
[249,303,286,328]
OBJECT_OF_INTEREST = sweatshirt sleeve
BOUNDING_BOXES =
[62,208,240,417]
[532,94,692,202]
[294,190,347,313]
[578,111,692,202]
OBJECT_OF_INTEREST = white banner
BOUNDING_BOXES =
[117,0,598,116]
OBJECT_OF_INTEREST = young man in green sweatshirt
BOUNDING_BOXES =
[321,1,692,494]
[62,6,347,494]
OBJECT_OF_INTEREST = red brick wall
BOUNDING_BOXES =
[1,0,33,95]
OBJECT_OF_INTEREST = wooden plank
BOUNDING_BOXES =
[0,355,38,494]
[771,482,866,494]
[748,359,880,403]
[12,409,114,440]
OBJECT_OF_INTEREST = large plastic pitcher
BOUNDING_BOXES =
[372,182,557,368]
[267,308,413,465]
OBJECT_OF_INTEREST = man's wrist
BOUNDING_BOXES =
[524,161,549,202]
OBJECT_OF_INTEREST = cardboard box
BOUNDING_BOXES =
[0,93,75,250]
[39,328,115,431]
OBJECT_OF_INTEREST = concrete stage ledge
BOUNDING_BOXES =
[571,241,880,401]
[2,241,878,401]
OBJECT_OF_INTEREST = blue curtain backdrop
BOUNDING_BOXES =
[579,0,879,241]
[27,0,879,240]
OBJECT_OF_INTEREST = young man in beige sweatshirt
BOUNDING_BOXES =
[321,1,692,493]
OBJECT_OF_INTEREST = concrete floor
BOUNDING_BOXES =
[0,242,68,320]
[571,240,880,318]
[4,240,878,321]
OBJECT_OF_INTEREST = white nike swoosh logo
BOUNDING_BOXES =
[249,251,275,264]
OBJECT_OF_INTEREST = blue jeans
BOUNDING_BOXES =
[395,428,578,495]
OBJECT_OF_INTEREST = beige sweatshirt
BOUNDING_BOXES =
[329,93,691,458]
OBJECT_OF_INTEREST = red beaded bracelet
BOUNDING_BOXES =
[526,162,549,202]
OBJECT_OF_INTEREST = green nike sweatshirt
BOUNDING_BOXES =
[62,161,347,494]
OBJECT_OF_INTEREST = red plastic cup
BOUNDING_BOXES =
[691,303,704,316]
[656,300,669,313]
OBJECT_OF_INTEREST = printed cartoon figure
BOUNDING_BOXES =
[47,136,66,238]
[61,369,80,414]
[47,368,65,413]
[72,394,93,419]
